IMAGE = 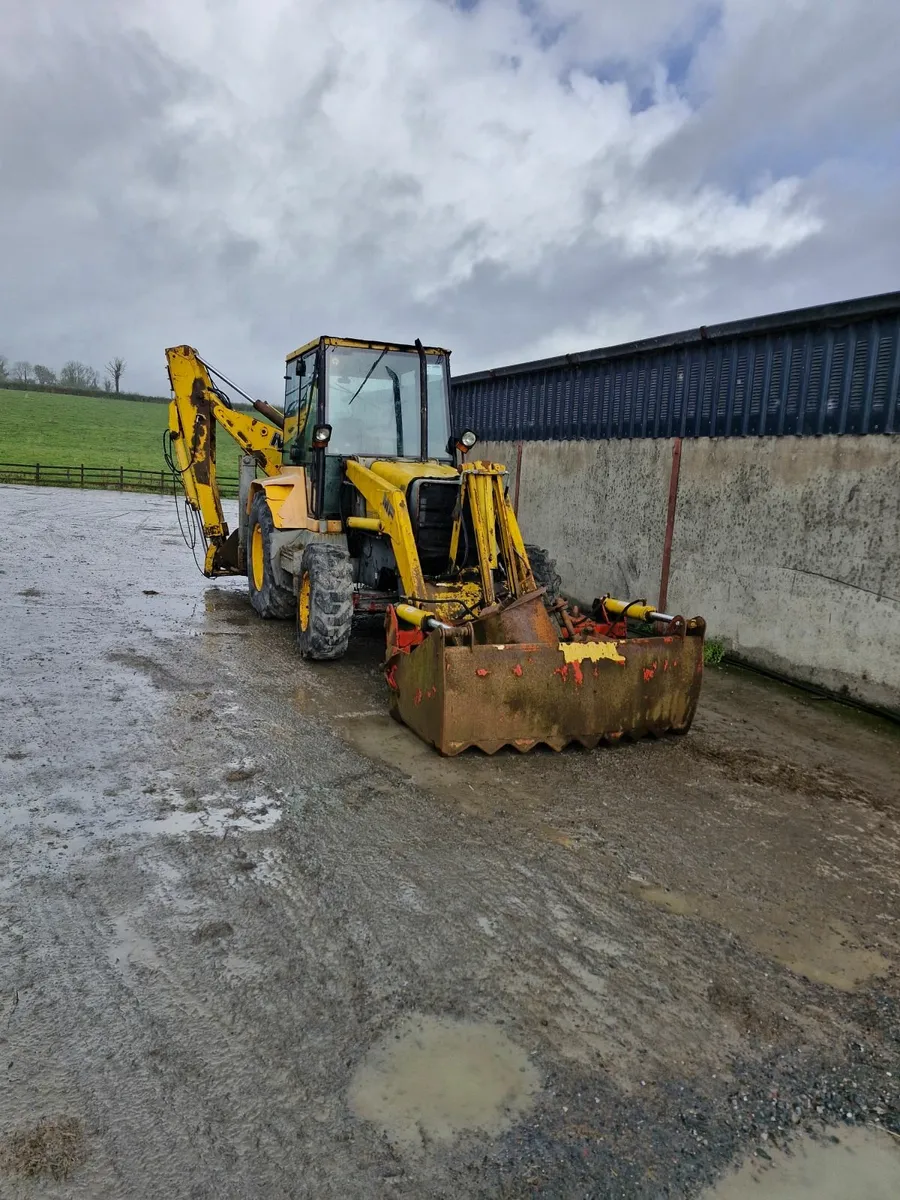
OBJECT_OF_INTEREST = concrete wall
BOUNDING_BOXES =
[480,438,673,605]
[480,436,900,716]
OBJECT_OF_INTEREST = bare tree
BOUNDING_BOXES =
[0,355,8,382]
[60,361,100,389]
[33,364,57,385]
[104,378,112,392]
[105,356,126,393]
[12,361,33,384]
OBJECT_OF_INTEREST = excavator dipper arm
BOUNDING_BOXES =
[165,345,284,575]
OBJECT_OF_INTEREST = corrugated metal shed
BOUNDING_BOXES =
[450,292,900,440]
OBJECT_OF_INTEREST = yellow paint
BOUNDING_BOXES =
[559,641,626,665]
[429,581,482,621]
[249,474,337,537]
[454,461,536,601]
[247,473,309,529]
[165,344,285,577]
[304,519,344,533]
[395,603,429,627]
[298,572,311,631]
[347,516,382,532]
[368,460,458,490]
[278,477,309,527]
[250,523,265,589]
[344,459,428,598]
[601,597,656,621]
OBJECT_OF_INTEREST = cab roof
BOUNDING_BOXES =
[285,335,451,363]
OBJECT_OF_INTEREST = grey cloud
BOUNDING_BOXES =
[0,0,897,403]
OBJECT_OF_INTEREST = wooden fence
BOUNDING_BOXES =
[0,462,240,499]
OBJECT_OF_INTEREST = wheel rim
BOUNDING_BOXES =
[250,524,265,590]
[298,572,311,632]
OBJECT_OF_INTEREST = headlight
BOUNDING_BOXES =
[459,430,477,449]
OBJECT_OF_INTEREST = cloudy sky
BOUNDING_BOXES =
[2,0,899,397]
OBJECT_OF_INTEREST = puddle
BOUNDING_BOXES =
[246,846,287,886]
[338,714,543,815]
[223,953,262,983]
[704,1126,900,1198]
[629,881,701,917]
[349,1013,540,1151]
[628,880,891,990]
[136,795,282,838]
[106,915,162,972]
[397,882,428,913]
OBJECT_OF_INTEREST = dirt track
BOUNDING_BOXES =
[0,486,898,1198]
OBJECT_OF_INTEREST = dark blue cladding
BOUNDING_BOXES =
[450,292,900,440]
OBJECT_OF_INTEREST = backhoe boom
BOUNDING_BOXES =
[166,345,284,574]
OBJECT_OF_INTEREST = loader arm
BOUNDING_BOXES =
[344,458,539,621]
[165,345,284,574]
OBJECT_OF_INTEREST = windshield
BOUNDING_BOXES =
[325,346,451,459]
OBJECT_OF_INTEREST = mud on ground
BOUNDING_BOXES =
[0,486,898,1199]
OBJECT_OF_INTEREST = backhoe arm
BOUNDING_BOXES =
[165,345,284,574]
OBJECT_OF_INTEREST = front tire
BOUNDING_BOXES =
[525,543,561,603]
[295,543,353,660]
[247,492,294,619]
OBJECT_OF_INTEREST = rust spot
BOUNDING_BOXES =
[664,636,673,644]
[476,668,489,678]
[643,667,655,682]
[414,688,423,705]
[663,660,669,671]
[554,665,569,681]
[425,685,437,699]
[512,664,523,677]
[571,660,584,686]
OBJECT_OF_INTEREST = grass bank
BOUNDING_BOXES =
[0,388,171,473]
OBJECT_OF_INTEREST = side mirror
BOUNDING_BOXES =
[295,359,306,377]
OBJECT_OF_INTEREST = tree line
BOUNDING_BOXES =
[0,354,127,393]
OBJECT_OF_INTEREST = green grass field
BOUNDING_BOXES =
[0,388,170,473]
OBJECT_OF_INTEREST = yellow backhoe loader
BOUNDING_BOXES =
[165,338,705,754]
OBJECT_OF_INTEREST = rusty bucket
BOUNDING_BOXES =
[384,606,705,755]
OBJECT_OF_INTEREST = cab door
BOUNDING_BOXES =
[283,347,319,466]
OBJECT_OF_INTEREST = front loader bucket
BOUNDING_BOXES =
[386,625,705,756]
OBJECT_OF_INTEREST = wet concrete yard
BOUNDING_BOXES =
[0,485,898,1197]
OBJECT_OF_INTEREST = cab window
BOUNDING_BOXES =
[284,348,318,463]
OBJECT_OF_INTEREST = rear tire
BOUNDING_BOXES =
[247,492,294,619]
[295,543,353,660]
[525,544,560,603]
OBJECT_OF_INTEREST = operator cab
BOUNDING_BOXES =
[283,337,452,464]
[282,336,468,583]
[282,337,455,527]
